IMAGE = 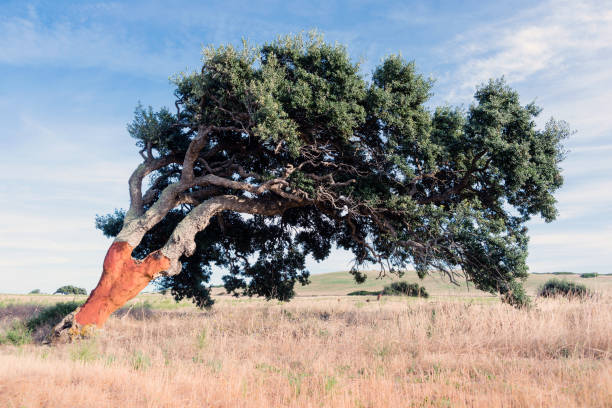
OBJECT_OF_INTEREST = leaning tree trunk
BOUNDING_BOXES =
[49,240,172,343]
[49,126,301,343]
[50,193,291,343]
[74,241,170,327]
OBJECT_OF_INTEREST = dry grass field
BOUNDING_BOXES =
[1,273,611,407]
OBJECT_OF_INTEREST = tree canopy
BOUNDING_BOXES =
[54,285,87,296]
[96,33,567,307]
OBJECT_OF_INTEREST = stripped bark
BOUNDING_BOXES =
[54,143,304,339]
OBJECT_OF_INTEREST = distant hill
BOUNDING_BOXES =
[292,270,612,298]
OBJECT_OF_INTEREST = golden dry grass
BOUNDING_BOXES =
[1,295,611,407]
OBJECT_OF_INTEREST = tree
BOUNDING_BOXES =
[54,285,87,295]
[57,33,567,335]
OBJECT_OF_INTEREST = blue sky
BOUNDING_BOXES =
[1,0,611,293]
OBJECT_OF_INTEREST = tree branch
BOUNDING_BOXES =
[126,155,181,220]
[160,195,303,275]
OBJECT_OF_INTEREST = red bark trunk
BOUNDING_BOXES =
[74,241,170,327]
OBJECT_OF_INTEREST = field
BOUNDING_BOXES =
[294,270,612,298]
[0,272,611,407]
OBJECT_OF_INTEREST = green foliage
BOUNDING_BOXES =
[131,350,151,371]
[97,32,567,308]
[26,301,82,331]
[580,273,598,278]
[324,375,338,393]
[95,209,125,238]
[550,272,575,275]
[196,328,208,349]
[500,280,530,308]
[29,289,41,294]
[347,290,380,296]
[54,285,87,295]
[128,103,189,155]
[71,340,99,363]
[382,281,428,298]
[538,279,590,299]
[0,320,31,345]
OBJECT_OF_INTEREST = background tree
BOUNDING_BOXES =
[59,33,567,335]
[54,285,87,296]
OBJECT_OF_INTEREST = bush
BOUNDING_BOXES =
[580,273,598,278]
[382,281,429,298]
[551,272,575,275]
[538,279,590,299]
[347,290,380,296]
[26,301,82,331]
[29,289,41,294]
[0,320,32,346]
[54,285,87,295]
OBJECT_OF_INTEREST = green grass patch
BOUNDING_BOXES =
[131,350,151,371]
[0,320,32,346]
[71,340,99,363]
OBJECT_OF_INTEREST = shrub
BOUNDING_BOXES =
[26,301,82,331]
[580,273,598,278]
[0,320,32,345]
[54,285,87,295]
[347,290,380,296]
[29,289,41,294]
[538,279,590,299]
[382,281,429,298]
[551,272,575,275]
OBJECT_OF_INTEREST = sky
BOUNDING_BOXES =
[0,0,611,294]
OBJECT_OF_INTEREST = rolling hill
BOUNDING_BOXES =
[292,270,612,298]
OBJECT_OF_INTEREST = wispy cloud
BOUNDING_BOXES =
[444,0,612,94]
[570,144,612,154]
[437,0,612,142]
[553,180,612,220]
[527,237,612,273]
[0,10,195,77]
[530,229,612,249]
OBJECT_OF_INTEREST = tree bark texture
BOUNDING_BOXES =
[74,242,171,327]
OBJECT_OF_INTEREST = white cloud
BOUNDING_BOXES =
[0,12,194,77]
[527,226,612,273]
[437,0,612,141]
[553,180,612,219]
[530,229,612,249]
[445,0,612,93]
[570,144,612,154]
[0,256,71,268]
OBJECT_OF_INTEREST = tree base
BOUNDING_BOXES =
[47,308,97,344]
[73,241,170,328]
